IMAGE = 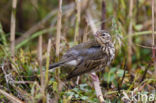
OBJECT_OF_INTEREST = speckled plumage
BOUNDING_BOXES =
[49,30,115,80]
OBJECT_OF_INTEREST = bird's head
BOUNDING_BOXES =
[94,30,112,45]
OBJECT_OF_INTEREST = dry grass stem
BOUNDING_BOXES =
[56,0,62,56]
[55,0,63,102]
[0,89,24,103]
[45,39,52,86]
[38,35,46,102]
[152,0,156,78]
[83,26,88,42]
[152,0,155,46]
[127,0,133,70]
[10,0,17,59]
[38,35,43,88]
[74,0,81,42]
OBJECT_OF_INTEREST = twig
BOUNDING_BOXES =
[10,81,34,84]
[127,0,133,70]
[0,89,24,103]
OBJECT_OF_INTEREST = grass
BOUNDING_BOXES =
[0,0,156,102]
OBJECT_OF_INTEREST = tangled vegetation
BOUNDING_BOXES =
[0,0,156,103]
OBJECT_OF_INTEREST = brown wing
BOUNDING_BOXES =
[67,40,98,51]
[66,57,108,80]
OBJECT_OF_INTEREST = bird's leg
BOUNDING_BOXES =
[76,76,80,85]
[90,72,105,103]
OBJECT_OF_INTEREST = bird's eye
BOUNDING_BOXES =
[102,33,106,36]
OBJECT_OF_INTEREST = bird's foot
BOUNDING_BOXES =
[90,72,99,82]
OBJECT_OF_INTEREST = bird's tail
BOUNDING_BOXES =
[49,61,65,69]
[49,58,73,69]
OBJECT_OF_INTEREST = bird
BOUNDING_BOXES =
[49,30,115,80]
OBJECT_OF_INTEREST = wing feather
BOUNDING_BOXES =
[66,57,108,80]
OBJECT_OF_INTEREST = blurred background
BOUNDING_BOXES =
[0,0,156,102]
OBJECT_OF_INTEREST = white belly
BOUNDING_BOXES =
[66,60,77,66]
